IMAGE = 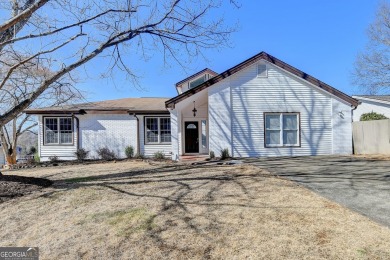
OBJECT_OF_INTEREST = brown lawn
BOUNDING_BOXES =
[0,160,389,259]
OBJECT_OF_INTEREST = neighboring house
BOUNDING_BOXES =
[26,51,358,161]
[352,95,390,121]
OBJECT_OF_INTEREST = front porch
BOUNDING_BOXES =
[169,87,209,160]
[179,154,209,162]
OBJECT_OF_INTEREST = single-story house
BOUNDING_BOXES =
[26,51,358,161]
[352,95,390,121]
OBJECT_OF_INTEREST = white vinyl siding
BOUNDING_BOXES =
[139,115,172,157]
[208,79,232,154]
[208,61,352,157]
[38,115,77,161]
[332,98,352,154]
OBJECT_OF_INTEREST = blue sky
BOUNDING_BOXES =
[78,0,379,102]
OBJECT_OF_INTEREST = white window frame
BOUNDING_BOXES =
[43,117,74,145]
[257,64,268,78]
[144,117,171,144]
[264,113,300,148]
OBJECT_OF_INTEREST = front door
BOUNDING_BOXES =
[185,121,199,153]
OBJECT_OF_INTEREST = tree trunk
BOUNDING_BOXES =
[5,152,17,165]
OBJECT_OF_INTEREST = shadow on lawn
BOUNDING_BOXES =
[38,163,317,256]
[36,156,390,255]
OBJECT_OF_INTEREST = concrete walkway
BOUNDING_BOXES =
[245,156,390,228]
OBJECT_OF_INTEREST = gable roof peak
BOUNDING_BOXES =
[166,51,358,108]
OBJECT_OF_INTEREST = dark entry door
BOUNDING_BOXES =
[185,122,199,153]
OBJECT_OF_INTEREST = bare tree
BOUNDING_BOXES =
[0,82,83,165]
[0,0,235,132]
[0,49,83,164]
[353,1,390,94]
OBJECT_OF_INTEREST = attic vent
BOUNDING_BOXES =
[257,64,267,77]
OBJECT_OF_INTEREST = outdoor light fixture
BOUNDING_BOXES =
[192,101,197,117]
[338,111,344,119]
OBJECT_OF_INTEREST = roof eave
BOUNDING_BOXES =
[352,96,390,105]
[25,109,86,115]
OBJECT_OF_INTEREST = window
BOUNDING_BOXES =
[189,74,211,89]
[201,120,207,148]
[145,117,171,144]
[264,113,299,147]
[44,117,73,145]
[160,118,171,143]
[257,64,267,77]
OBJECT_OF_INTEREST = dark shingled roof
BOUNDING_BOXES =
[353,95,390,103]
[166,51,358,108]
[25,97,169,114]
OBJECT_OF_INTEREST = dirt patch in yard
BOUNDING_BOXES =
[0,175,52,203]
[1,161,390,259]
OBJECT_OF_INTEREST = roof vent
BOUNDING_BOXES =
[257,64,267,78]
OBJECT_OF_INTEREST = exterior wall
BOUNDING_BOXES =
[38,115,78,161]
[138,115,172,157]
[332,98,353,154]
[170,110,180,160]
[208,79,232,155]
[79,114,137,159]
[353,99,390,121]
[208,61,353,157]
[38,113,171,161]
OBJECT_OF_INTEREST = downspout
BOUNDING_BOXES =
[133,113,140,155]
[351,104,359,155]
[72,114,80,150]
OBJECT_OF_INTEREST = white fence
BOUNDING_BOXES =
[352,119,390,154]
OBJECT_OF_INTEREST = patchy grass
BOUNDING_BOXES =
[83,208,157,237]
[0,160,390,259]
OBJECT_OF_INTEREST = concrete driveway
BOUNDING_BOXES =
[245,156,390,227]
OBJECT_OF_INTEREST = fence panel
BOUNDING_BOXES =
[352,119,390,154]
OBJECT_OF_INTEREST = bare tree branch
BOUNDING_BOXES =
[352,1,390,94]
[0,0,48,33]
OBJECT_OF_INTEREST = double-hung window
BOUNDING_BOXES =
[44,117,73,145]
[145,117,171,144]
[264,113,300,147]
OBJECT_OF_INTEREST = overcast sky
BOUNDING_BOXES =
[77,0,379,102]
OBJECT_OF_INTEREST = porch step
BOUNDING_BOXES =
[180,155,209,162]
